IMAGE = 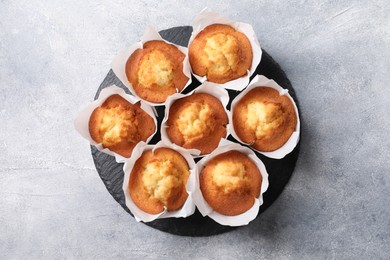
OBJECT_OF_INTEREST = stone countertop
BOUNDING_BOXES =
[1,1,389,259]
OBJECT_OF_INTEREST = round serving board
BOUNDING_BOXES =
[91,26,301,236]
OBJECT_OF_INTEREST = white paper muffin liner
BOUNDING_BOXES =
[122,141,196,222]
[74,85,158,163]
[191,139,269,226]
[188,8,262,91]
[111,26,192,107]
[229,75,301,159]
[160,82,230,156]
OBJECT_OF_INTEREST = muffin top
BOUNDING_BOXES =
[189,24,253,84]
[200,150,261,216]
[126,40,189,103]
[88,94,155,157]
[233,87,297,152]
[129,148,190,214]
[166,93,228,155]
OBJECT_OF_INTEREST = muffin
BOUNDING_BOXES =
[200,150,261,216]
[166,93,228,155]
[233,87,297,151]
[189,24,253,84]
[126,40,189,103]
[129,148,190,214]
[89,94,155,157]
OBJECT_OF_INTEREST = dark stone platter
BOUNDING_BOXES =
[91,26,300,236]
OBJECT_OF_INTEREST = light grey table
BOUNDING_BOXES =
[1,1,389,259]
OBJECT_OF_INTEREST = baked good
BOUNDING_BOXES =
[189,24,253,84]
[126,40,189,103]
[166,93,228,155]
[233,87,297,151]
[89,94,155,157]
[129,148,190,214]
[200,150,261,216]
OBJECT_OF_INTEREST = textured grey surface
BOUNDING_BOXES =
[0,0,389,259]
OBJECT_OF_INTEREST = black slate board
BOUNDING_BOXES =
[91,26,301,236]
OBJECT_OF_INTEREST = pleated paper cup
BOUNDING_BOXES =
[188,8,262,91]
[74,85,157,163]
[122,141,196,222]
[191,139,269,226]
[229,75,301,159]
[111,26,192,107]
[160,82,230,157]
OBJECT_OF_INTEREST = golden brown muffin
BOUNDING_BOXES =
[166,93,228,155]
[89,94,155,157]
[126,40,189,103]
[200,150,261,216]
[189,24,253,84]
[129,148,190,214]
[233,87,297,152]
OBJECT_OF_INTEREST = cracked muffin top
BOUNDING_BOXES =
[129,147,190,214]
[200,150,261,216]
[166,93,228,155]
[89,94,155,157]
[126,40,189,103]
[189,24,253,84]
[233,87,297,152]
